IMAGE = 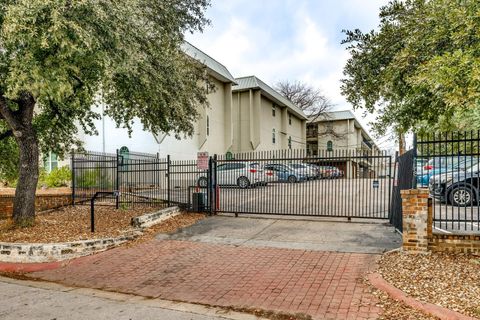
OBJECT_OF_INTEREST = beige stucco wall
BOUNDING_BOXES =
[311,119,379,154]
[157,76,232,159]
[232,90,306,153]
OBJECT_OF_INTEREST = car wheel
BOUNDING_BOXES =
[197,177,208,188]
[237,176,250,189]
[449,186,474,207]
[287,175,297,183]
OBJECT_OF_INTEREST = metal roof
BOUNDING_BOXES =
[181,42,236,84]
[309,110,379,149]
[232,76,308,120]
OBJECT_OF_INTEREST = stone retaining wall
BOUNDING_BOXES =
[131,206,181,228]
[0,231,142,263]
[401,189,480,254]
[0,206,182,263]
[0,190,72,219]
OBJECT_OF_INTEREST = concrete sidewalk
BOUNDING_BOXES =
[0,276,261,320]
[156,216,401,254]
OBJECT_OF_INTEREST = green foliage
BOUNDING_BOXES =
[44,166,71,188]
[342,0,480,135]
[75,167,112,189]
[0,0,211,182]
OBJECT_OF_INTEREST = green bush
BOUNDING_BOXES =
[38,166,71,188]
[76,167,112,189]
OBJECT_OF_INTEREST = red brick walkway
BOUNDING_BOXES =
[29,240,382,319]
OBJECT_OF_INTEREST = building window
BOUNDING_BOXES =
[289,113,292,125]
[327,141,333,152]
[43,152,58,173]
[272,129,276,144]
[288,136,292,149]
[206,116,210,136]
[272,105,276,117]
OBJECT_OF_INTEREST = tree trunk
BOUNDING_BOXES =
[398,132,406,155]
[13,128,39,226]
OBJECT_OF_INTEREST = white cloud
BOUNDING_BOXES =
[185,0,393,148]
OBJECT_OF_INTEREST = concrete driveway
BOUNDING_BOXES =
[156,215,401,254]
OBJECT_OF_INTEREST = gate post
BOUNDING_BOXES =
[412,133,418,189]
[71,151,75,206]
[115,149,120,209]
[207,156,213,215]
[167,155,171,207]
[401,189,431,253]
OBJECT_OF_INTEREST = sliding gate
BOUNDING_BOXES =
[213,149,393,219]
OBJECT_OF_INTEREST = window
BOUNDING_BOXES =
[288,136,292,149]
[43,152,58,173]
[289,113,292,125]
[272,105,276,117]
[272,128,276,144]
[206,116,210,136]
[327,140,333,152]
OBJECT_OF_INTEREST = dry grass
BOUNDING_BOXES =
[377,251,480,318]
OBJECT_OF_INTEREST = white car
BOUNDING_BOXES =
[289,163,317,180]
[197,162,265,188]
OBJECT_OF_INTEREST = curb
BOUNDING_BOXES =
[367,273,477,320]
[0,261,63,273]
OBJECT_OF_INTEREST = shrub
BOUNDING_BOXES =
[75,167,112,189]
[38,166,72,188]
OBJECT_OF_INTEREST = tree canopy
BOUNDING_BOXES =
[341,0,480,136]
[0,0,211,223]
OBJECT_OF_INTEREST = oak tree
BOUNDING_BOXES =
[341,0,480,137]
[0,0,211,225]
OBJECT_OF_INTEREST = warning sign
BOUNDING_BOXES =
[197,152,209,170]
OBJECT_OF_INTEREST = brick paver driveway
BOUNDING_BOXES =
[29,240,382,320]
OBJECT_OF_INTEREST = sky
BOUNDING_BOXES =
[185,0,399,152]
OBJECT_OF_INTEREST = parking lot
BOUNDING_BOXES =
[134,177,392,219]
[432,199,480,234]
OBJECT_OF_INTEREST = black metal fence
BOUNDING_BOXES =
[213,149,393,218]
[390,150,415,232]
[72,148,393,219]
[72,150,169,209]
[415,131,480,233]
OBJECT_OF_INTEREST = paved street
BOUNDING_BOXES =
[0,277,245,320]
[24,216,398,320]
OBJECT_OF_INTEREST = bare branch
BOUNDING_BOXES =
[274,80,332,119]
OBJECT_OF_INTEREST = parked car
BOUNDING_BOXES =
[289,163,317,180]
[197,162,264,189]
[264,163,307,183]
[251,162,276,185]
[319,166,344,179]
[429,162,480,206]
[304,163,322,179]
[417,156,478,187]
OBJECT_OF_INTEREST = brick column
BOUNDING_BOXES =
[401,189,431,253]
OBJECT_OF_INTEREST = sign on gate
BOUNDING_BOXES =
[197,152,209,170]
[373,180,379,188]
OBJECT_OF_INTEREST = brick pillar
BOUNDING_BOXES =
[401,189,431,253]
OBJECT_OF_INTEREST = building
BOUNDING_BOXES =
[306,110,382,178]
[46,43,308,172]
[155,42,237,159]
[232,76,307,153]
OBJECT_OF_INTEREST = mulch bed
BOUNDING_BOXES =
[0,205,205,243]
[377,251,480,318]
[369,283,439,320]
